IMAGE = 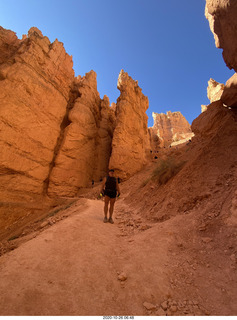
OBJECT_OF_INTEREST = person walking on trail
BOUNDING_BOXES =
[100,169,120,224]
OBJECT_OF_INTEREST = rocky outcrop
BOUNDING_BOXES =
[207,78,224,103]
[0,27,74,202]
[0,27,20,64]
[205,0,237,72]
[109,70,149,179]
[201,105,208,113]
[202,79,224,112]
[150,111,193,148]
[205,1,237,109]
[192,100,232,138]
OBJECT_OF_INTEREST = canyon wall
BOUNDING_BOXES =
[150,111,193,148]
[205,0,237,108]
[0,26,74,203]
[0,27,149,203]
[109,70,149,179]
[47,73,116,197]
[47,71,101,197]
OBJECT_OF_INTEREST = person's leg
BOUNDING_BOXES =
[108,198,116,223]
[104,196,110,222]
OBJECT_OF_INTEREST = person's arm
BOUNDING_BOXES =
[100,177,106,193]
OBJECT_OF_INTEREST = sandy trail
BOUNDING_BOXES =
[0,198,171,316]
[0,194,236,316]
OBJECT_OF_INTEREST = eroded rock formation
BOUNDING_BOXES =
[47,71,101,197]
[202,78,224,112]
[0,26,74,202]
[205,0,237,108]
[109,70,149,179]
[205,0,237,72]
[150,111,193,148]
[1,27,150,202]
[207,78,224,103]
[47,74,116,197]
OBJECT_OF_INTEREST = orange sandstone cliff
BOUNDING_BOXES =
[109,70,149,179]
[47,72,115,197]
[149,111,193,148]
[0,27,150,206]
[0,26,74,203]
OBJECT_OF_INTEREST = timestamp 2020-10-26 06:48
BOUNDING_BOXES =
[103,316,135,319]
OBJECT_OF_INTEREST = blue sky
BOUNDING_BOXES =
[0,0,234,127]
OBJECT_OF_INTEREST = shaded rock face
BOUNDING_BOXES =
[150,111,192,148]
[148,127,160,152]
[0,27,20,64]
[0,27,74,202]
[205,0,237,72]
[109,70,149,179]
[93,95,116,182]
[192,100,233,138]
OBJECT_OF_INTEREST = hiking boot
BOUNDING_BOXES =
[108,218,114,224]
[103,217,108,223]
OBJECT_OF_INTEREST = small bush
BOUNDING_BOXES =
[152,158,186,185]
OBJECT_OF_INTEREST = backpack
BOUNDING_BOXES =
[105,176,117,191]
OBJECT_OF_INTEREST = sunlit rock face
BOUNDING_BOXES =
[205,0,237,72]
[109,70,149,180]
[202,79,224,112]
[150,111,193,148]
[47,71,101,196]
[0,26,74,202]
[207,78,224,103]
[47,72,117,197]
[205,1,237,108]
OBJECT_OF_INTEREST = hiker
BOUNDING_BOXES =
[100,169,120,224]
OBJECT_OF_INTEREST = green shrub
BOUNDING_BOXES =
[152,158,186,185]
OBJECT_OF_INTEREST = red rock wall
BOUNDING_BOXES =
[47,72,115,197]
[0,27,74,202]
[109,70,149,179]
[150,111,192,148]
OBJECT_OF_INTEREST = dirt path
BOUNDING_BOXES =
[0,196,236,316]
[0,198,169,315]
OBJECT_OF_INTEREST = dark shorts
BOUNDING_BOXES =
[104,189,117,199]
